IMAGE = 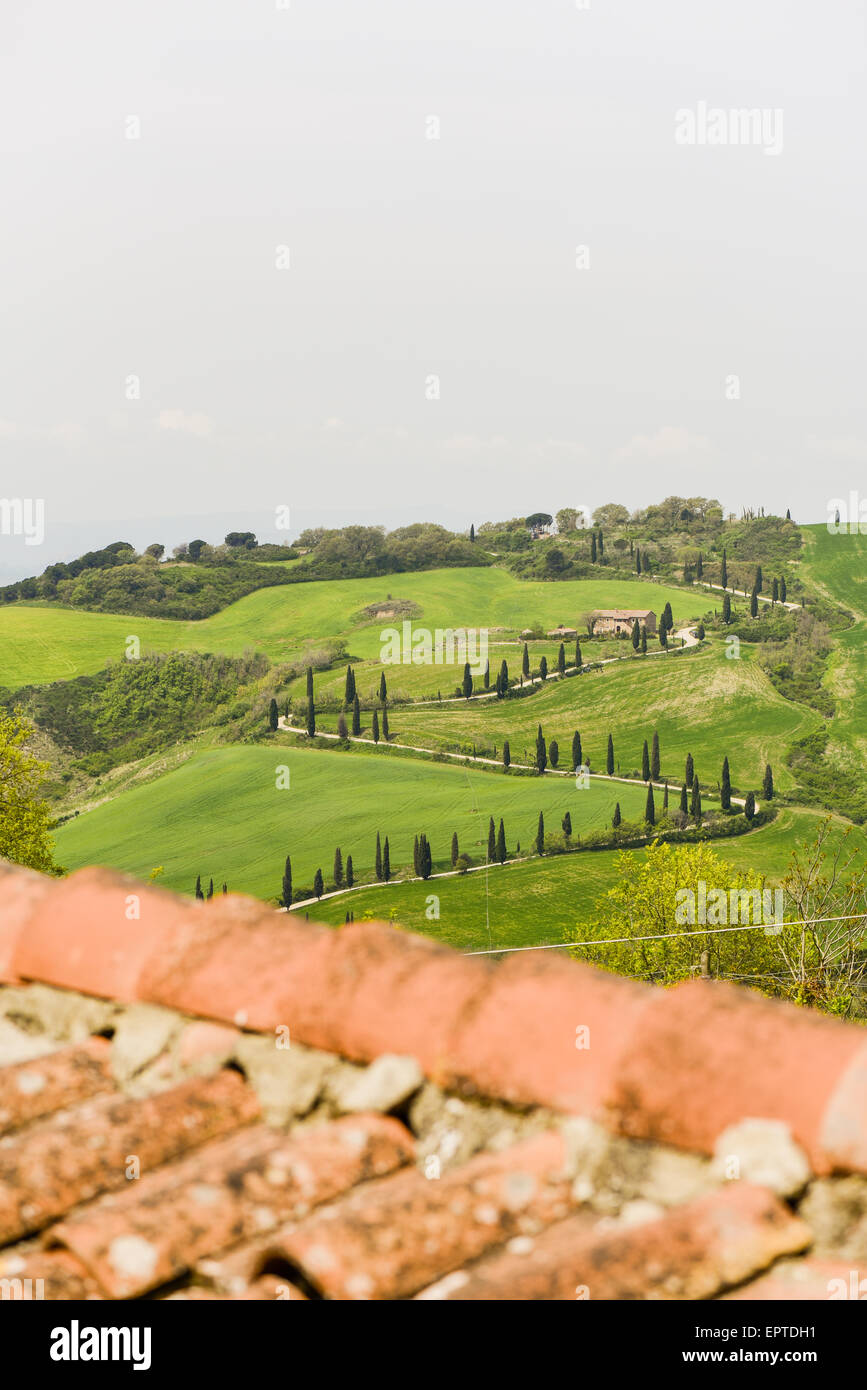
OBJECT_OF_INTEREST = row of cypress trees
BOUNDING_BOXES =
[194,876,227,899]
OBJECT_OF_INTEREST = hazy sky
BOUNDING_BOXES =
[1,0,865,577]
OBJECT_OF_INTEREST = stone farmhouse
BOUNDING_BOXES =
[591,608,657,636]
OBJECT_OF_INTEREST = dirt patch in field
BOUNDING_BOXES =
[355,599,422,624]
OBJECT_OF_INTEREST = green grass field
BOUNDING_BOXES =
[54,743,651,903]
[800,524,867,775]
[0,570,706,689]
[313,641,816,794]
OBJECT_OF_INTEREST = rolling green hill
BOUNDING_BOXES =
[799,523,867,775]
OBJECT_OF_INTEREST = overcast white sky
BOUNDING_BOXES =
[1,0,865,576]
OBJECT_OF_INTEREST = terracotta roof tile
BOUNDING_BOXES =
[264,1129,575,1299]
[0,1037,112,1136]
[0,1068,258,1244]
[722,1257,863,1300]
[49,1114,412,1298]
[416,1185,811,1300]
[0,862,54,986]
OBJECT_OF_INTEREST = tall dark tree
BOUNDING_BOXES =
[379,671,387,703]
[607,733,615,776]
[344,665,356,706]
[346,855,354,888]
[268,697,278,732]
[334,847,344,887]
[663,780,669,811]
[313,868,324,899]
[640,627,647,654]
[785,508,791,520]
[763,764,774,800]
[558,642,566,677]
[612,802,621,828]
[690,777,702,822]
[535,811,545,854]
[222,883,227,895]
[722,593,732,623]
[750,587,759,618]
[631,618,640,650]
[462,662,473,699]
[470,522,475,542]
[487,817,496,863]
[755,565,763,594]
[685,752,694,786]
[743,791,756,822]
[635,548,642,574]
[372,709,380,743]
[549,739,559,768]
[574,637,582,667]
[282,856,292,908]
[497,818,507,863]
[483,659,490,690]
[572,730,582,770]
[207,878,214,900]
[535,725,547,773]
[772,577,779,604]
[375,831,382,880]
[720,757,732,812]
[651,731,660,781]
[413,834,420,875]
[721,549,728,589]
[500,659,509,693]
[644,782,655,826]
[696,552,703,579]
[680,782,688,814]
[419,834,432,879]
[383,838,391,882]
[562,810,572,838]
[590,533,597,563]
[780,577,787,603]
[597,529,604,557]
[352,693,361,735]
[451,831,459,867]
[306,666,314,699]
[306,693,315,737]
[642,739,650,782]
[662,602,673,633]
[539,655,548,682]
[522,642,530,679]
[503,740,511,769]
[659,627,668,649]
[382,709,389,741]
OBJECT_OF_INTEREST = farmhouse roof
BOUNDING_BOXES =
[0,857,864,1301]
[591,608,656,620]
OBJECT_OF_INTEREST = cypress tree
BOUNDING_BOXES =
[462,662,473,699]
[685,752,694,786]
[313,868,324,898]
[696,621,705,639]
[207,878,214,900]
[503,740,511,768]
[690,777,702,822]
[547,739,558,768]
[334,847,344,887]
[346,855,354,888]
[590,533,597,563]
[350,693,360,735]
[487,817,496,863]
[651,731,660,780]
[750,587,758,618]
[470,522,475,542]
[721,550,728,589]
[631,618,640,650]
[306,666,314,699]
[497,818,506,863]
[743,791,756,822]
[558,642,566,677]
[659,627,668,649]
[772,577,779,604]
[306,693,315,737]
[572,730,582,770]
[483,659,490,690]
[696,552,703,579]
[268,697,278,732]
[344,665,356,706]
[755,565,763,593]
[195,875,204,901]
[607,733,614,776]
[413,834,420,875]
[720,757,732,811]
[383,838,391,882]
[382,709,389,741]
[780,577,787,602]
[662,602,673,633]
[612,802,621,828]
[663,780,669,810]
[539,655,548,682]
[500,659,509,692]
[680,782,688,814]
[222,883,227,895]
[535,811,545,854]
[536,725,547,772]
[635,548,642,574]
[282,855,292,908]
[642,739,650,781]
[375,832,382,880]
[522,642,530,678]
[562,810,572,838]
[372,708,380,743]
[763,764,774,800]
[451,831,459,867]
[420,834,432,879]
[722,593,731,623]
[786,508,791,520]
[379,671,387,703]
[640,627,647,654]
[644,782,655,826]
[575,637,582,667]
